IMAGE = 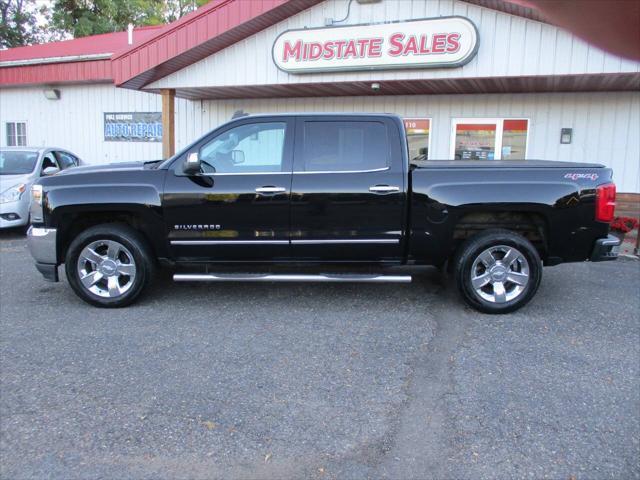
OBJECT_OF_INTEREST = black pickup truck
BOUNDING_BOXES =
[27,113,620,313]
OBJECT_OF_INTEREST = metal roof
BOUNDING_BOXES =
[0,0,635,92]
[0,26,162,63]
[111,0,323,89]
[0,0,324,88]
[0,26,162,87]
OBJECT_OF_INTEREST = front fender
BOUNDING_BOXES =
[41,176,168,262]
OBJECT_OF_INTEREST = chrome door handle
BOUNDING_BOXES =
[369,185,400,193]
[255,186,286,194]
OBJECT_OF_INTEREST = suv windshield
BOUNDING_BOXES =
[0,150,38,175]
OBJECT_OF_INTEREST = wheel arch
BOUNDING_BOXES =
[450,209,549,263]
[54,207,166,264]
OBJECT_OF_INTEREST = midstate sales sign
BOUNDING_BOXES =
[272,17,478,73]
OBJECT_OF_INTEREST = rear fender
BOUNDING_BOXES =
[410,172,607,264]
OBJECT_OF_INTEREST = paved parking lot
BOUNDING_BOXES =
[1,229,639,480]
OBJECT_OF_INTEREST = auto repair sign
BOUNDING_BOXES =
[272,16,478,74]
[104,112,162,142]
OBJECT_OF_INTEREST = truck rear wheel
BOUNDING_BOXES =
[65,224,154,308]
[454,229,541,314]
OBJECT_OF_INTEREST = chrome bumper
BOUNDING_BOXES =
[590,234,621,262]
[27,227,58,281]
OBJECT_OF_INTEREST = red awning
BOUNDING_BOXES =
[111,0,323,89]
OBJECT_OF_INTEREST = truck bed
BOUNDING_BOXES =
[411,160,605,169]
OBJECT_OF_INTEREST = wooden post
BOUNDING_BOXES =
[161,89,175,159]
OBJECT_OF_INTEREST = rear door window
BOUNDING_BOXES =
[299,121,389,172]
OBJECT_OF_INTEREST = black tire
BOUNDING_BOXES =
[65,223,155,308]
[454,229,542,314]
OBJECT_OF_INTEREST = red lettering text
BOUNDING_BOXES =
[283,40,302,61]
[431,33,447,53]
[446,33,460,53]
[388,33,405,56]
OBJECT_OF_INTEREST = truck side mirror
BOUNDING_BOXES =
[231,150,245,165]
[183,152,201,175]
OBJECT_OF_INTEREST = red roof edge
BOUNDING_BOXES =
[0,25,163,87]
[0,60,113,87]
[113,0,323,89]
[110,0,233,61]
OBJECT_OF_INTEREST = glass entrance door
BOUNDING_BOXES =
[453,121,498,160]
[451,118,529,160]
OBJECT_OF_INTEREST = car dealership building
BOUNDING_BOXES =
[1,0,639,195]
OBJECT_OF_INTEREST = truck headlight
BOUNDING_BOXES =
[0,183,26,204]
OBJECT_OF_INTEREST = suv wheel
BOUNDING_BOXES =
[454,229,542,314]
[65,224,154,308]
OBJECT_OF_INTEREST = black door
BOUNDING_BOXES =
[163,117,294,262]
[290,116,406,262]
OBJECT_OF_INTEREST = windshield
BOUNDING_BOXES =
[0,150,38,175]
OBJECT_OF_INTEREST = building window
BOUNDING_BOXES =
[451,118,529,160]
[404,118,431,161]
[6,122,27,147]
[502,120,528,159]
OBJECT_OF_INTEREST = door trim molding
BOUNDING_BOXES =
[293,167,390,175]
[291,239,399,245]
[170,239,289,245]
[171,238,400,246]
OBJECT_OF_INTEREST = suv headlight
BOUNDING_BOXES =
[0,183,26,204]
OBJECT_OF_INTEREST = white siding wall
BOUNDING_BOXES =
[1,85,638,192]
[174,91,640,193]
[0,84,163,163]
[149,0,640,90]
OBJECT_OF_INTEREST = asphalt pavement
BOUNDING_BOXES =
[1,229,638,480]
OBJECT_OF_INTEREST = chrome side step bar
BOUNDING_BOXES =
[173,273,412,283]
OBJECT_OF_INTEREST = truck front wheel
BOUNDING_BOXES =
[65,224,155,308]
[454,229,542,314]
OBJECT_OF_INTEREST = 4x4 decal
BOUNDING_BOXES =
[564,173,599,181]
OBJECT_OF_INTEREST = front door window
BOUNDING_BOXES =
[199,122,286,173]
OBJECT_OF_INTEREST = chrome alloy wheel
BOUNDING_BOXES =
[470,245,530,304]
[76,240,137,298]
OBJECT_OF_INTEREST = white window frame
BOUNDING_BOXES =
[5,121,27,147]
[404,117,433,161]
[450,117,530,160]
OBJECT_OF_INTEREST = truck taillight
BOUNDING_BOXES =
[595,183,616,222]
